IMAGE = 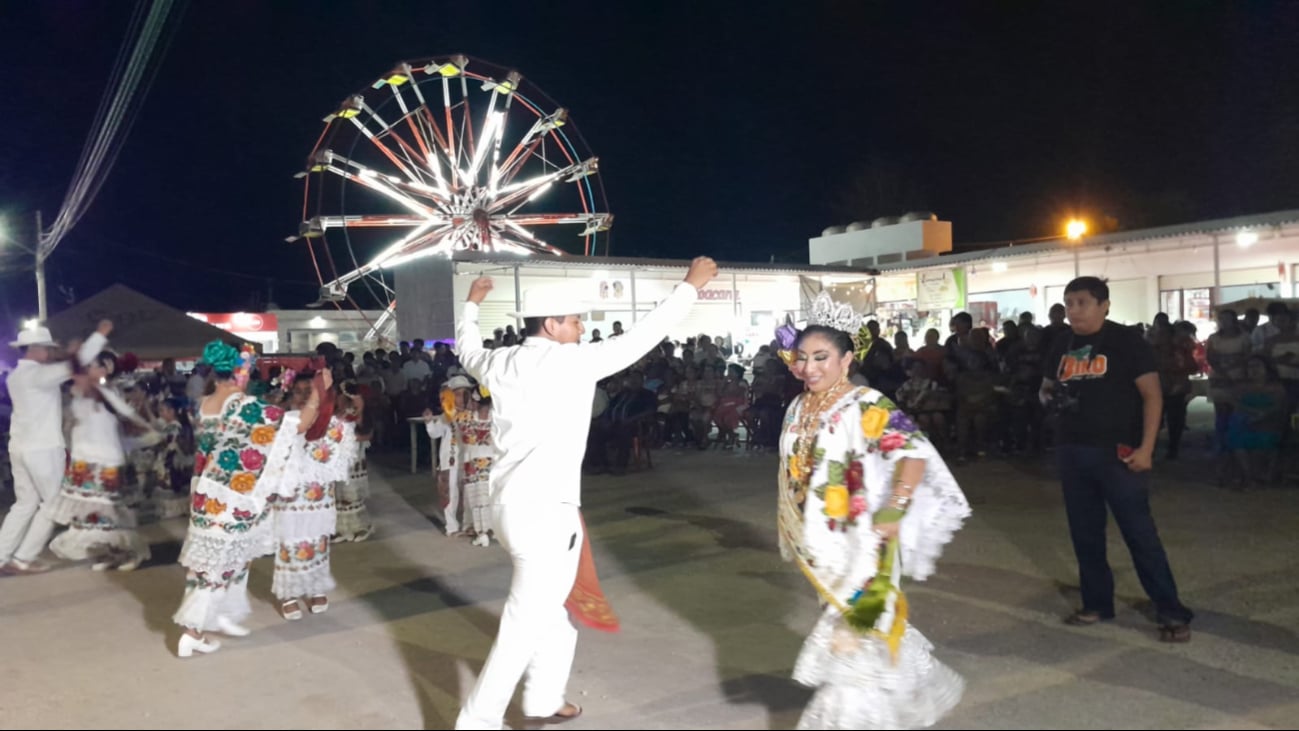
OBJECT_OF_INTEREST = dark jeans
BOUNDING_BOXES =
[1056,445,1193,625]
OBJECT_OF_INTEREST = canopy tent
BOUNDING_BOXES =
[43,284,250,360]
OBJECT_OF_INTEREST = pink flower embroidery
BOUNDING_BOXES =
[263,406,285,423]
[239,449,266,471]
[879,431,908,453]
[849,494,867,519]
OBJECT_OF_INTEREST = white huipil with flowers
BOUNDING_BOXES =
[174,393,302,632]
[778,386,971,730]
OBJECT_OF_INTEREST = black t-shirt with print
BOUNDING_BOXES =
[1046,320,1157,448]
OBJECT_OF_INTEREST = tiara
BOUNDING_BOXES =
[806,291,864,335]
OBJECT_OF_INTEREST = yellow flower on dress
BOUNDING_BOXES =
[250,426,276,446]
[861,406,890,440]
[788,455,803,482]
[230,472,257,494]
[203,497,228,516]
[824,485,850,519]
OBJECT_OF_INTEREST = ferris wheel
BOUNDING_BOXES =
[289,55,612,338]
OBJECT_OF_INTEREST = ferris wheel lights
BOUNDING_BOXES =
[527,181,555,202]
[564,157,600,182]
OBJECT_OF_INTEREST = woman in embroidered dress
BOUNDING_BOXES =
[271,375,356,620]
[49,351,156,571]
[778,321,971,730]
[172,342,328,658]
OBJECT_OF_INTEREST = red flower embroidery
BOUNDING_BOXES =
[192,492,207,512]
[846,461,865,494]
[233,508,255,521]
[239,448,266,471]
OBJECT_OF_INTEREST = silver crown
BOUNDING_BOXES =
[806,291,864,334]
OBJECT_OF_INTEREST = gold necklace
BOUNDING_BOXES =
[788,379,852,504]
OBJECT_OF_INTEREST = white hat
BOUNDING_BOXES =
[10,327,58,349]
[445,375,473,391]
[507,283,591,320]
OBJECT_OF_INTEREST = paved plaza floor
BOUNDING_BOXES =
[1,441,1296,729]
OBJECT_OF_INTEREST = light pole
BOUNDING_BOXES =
[0,212,48,322]
[1066,219,1088,278]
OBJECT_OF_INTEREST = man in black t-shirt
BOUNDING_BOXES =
[1040,277,1193,642]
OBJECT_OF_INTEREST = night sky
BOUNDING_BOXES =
[2,1,1297,319]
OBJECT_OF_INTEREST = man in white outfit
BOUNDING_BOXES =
[0,320,112,575]
[453,257,718,729]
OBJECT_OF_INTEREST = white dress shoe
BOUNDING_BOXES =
[178,633,221,658]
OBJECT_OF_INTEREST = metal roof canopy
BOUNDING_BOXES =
[450,250,881,280]
[874,208,1299,271]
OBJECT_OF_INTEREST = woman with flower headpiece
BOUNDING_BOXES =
[173,341,330,658]
[270,372,356,621]
[778,292,971,729]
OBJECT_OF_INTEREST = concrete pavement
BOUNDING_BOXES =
[1,445,1296,730]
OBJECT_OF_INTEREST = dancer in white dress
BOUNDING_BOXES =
[272,375,356,620]
[49,351,155,570]
[778,307,971,730]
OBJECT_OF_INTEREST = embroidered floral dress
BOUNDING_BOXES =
[454,409,495,537]
[173,393,300,632]
[48,389,151,565]
[271,416,356,601]
[778,386,971,730]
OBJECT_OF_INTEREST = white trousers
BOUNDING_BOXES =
[443,468,463,534]
[455,503,583,730]
[0,449,66,564]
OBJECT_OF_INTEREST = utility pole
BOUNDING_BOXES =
[35,210,48,322]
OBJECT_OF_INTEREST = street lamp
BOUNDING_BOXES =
[1065,219,1088,277]
[0,212,48,323]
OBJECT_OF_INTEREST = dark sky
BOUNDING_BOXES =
[2,1,1297,318]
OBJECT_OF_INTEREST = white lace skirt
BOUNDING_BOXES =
[334,451,372,541]
[272,482,337,600]
[793,608,964,730]
[48,460,150,563]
